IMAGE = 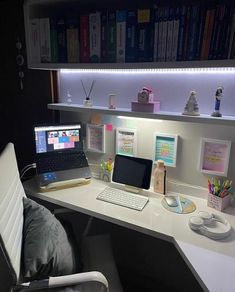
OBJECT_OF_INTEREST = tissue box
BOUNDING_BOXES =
[207,193,231,211]
[131,101,160,113]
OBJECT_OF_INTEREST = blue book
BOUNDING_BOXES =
[125,10,138,62]
[56,17,67,63]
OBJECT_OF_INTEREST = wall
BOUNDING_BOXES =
[58,70,235,189]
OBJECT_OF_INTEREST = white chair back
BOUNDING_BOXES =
[0,143,25,281]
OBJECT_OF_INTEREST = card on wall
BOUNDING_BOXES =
[116,127,137,157]
[153,133,178,167]
[86,124,105,153]
[199,138,231,176]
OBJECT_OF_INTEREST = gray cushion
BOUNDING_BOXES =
[23,198,77,280]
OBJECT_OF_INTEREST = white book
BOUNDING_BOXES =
[89,12,101,62]
[39,18,51,63]
[161,19,168,62]
[29,18,41,63]
[171,19,179,61]
[116,11,126,63]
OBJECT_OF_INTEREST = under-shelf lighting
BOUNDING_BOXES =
[117,116,163,122]
[60,67,235,75]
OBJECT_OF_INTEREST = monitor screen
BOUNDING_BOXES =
[34,124,83,154]
[112,155,153,189]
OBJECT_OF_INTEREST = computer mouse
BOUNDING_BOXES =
[164,196,178,207]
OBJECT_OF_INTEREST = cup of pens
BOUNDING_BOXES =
[207,178,233,211]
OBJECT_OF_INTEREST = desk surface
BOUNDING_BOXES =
[24,178,235,292]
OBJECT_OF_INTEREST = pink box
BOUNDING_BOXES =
[131,101,160,113]
[207,193,231,211]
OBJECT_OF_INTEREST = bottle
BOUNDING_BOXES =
[153,160,166,194]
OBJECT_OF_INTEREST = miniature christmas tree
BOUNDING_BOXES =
[182,90,200,116]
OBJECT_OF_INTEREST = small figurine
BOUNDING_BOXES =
[66,91,72,104]
[182,90,200,116]
[81,80,95,107]
[137,87,154,103]
[211,86,223,117]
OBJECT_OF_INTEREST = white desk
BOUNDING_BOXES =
[24,178,235,292]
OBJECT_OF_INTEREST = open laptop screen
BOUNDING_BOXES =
[112,155,152,189]
[34,124,83,154]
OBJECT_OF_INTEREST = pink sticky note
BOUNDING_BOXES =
[106,124,113,131]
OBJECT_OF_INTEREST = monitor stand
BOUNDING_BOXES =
[124,185,141,194]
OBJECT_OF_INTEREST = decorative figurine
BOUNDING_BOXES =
[211,86,224,117]
[81,80,95,107]
[66,91,72,104]
[137,87,154,103]
[182,90,200,116]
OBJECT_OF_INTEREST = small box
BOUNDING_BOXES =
[131,101,160,113]
[207,193,231,211]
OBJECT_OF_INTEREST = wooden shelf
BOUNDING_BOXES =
[48,103,235,126]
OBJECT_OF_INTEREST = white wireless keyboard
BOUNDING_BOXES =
[97,187,149,211]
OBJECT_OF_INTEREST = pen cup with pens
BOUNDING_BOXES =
[100,158,113,182]
[207,178,233,211]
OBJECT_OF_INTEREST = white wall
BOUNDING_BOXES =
[58,70,235,189]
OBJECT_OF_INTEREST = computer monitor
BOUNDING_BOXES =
[34,124,83,154]
[112,155,153,190]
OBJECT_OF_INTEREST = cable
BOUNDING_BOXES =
[20,163,36,179]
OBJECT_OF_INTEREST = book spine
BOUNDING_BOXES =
[107,11,116,62]
[200,8,211,60]
[157,7,164,62]
[177,5,187,61]
[39,18,51,63]
[182,5,191,60]
[161,7,169,62]
[50,18,58,63]
[116,10,126,63]
[203,8,215,60]
[195,5,206,60]
[125,10,137,62]
[29,18,41,63]
[227,13,235,58]
[101,11,108,63]
[171,7,180,62]
[208,5,220,59]
[216,5,229,59]
[80,14,90,63]
[187,4,200,61]
[89,12,101,63]
[66,17,79,63]
[137,8,154,62]
[57,18,67,63]
[153,8,159,62]
[166,7,174,62]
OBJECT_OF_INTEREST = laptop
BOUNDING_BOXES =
[34,123,91,191]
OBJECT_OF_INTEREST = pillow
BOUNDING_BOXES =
[22,197,77,280]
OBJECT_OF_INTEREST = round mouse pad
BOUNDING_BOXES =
[161,195,196,214]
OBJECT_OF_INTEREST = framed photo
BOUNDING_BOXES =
[86,124,105,153]
[153,133,178,167]
[199,138,231,176]
[116,128,137,156]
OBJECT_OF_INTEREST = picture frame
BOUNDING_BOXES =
[153,133,178,167]
[116,127,137,156]
[199,138,231,176]
[86,124,105,153]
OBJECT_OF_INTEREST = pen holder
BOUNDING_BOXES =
[101,169,112,182]
[207,193,231,211]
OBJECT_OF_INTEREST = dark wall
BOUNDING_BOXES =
[0,0,54,171]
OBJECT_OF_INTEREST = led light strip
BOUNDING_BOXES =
[117,116,163,122]
[60,67,235,74]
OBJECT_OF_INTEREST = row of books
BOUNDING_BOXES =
[28,4,235,64]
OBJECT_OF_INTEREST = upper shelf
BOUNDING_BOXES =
[48,103,235,126]
[29,59,235,70]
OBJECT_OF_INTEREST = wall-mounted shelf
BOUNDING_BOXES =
[29,60,235,70]
[48,103,235,126]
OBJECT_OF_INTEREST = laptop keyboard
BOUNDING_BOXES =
[37,152,89,173]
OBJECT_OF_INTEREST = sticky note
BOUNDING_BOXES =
[106,124,113,131]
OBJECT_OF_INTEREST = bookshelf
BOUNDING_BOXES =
[23,0,235,70]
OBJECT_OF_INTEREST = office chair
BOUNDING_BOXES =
[0,143,123,292]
